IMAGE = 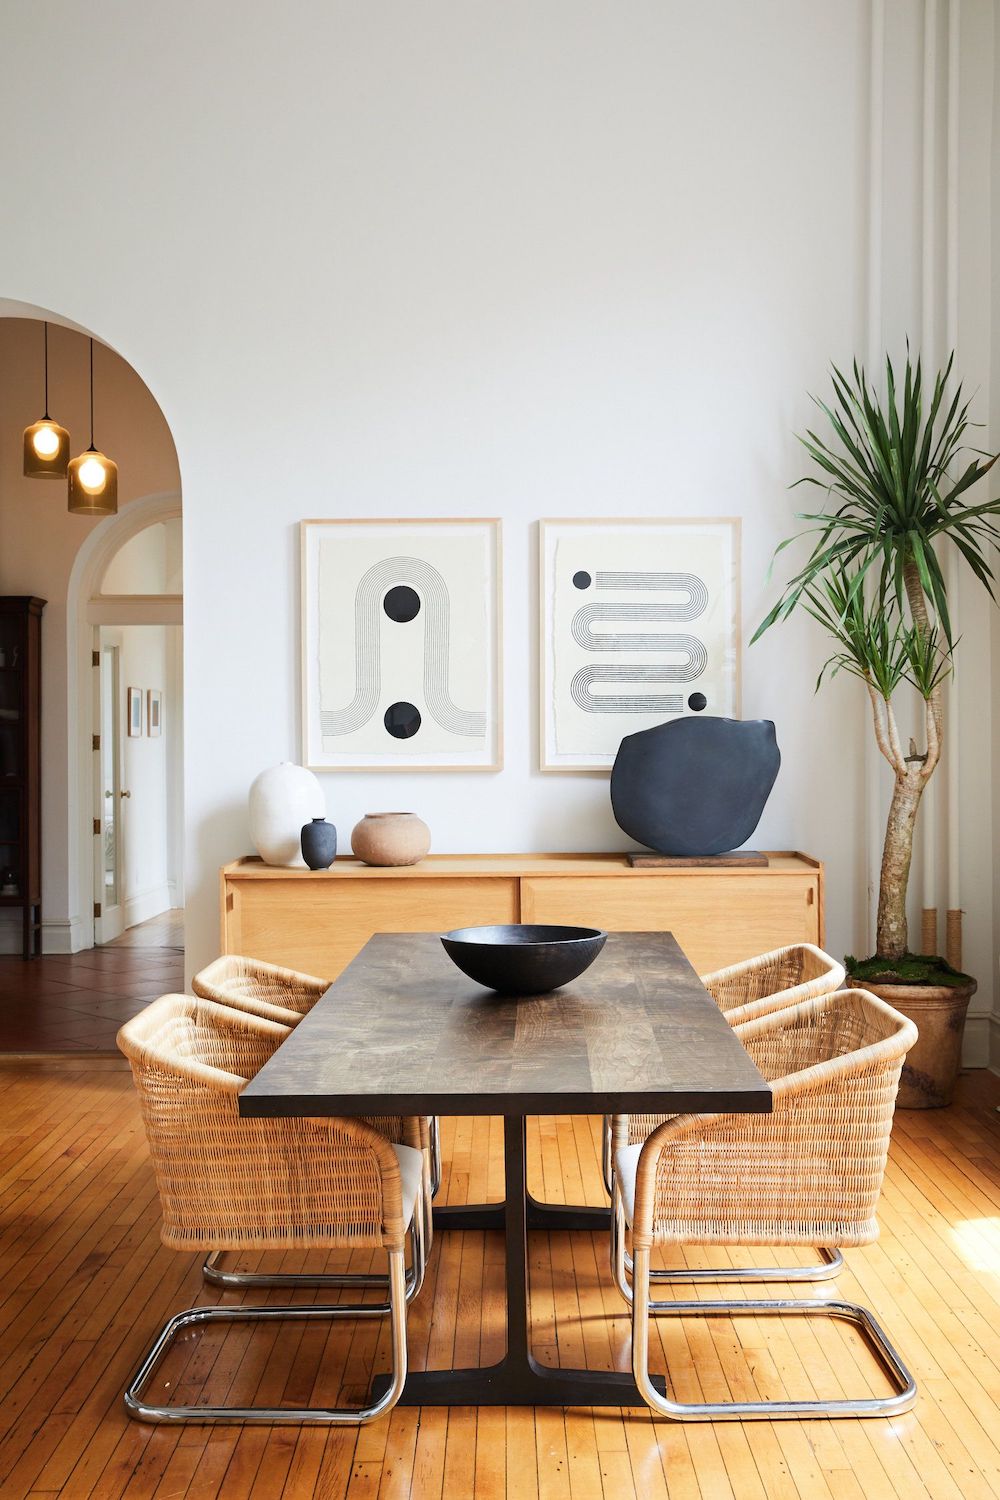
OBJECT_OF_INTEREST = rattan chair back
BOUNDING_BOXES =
[192,955,330,1025]
[628,988,917,1252]
[118,994,408,1254]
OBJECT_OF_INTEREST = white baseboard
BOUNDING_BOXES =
[963,1012,991,1069]
[0,914,87,955]
[988,1011,1000,1074]
[124,883,174,931]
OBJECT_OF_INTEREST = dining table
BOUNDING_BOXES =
[239,929,772,1408]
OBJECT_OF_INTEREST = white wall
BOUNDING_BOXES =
[0,3,996,1052]
[0,318,180,951]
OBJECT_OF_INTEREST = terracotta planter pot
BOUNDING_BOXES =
[350,812,431,867]
[855,976,976,1109]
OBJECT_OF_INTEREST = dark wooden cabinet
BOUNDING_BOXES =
[0,598,45,957]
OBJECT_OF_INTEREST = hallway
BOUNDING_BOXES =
[0,911,183,1054]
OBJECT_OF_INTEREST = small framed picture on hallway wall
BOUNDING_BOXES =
[127,687,143,738]
[147,690,162,737]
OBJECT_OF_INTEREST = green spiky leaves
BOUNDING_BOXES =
[753,351,1000,650]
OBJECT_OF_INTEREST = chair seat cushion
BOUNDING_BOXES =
[394,1144,424,1230]
[615,1144,644,1228]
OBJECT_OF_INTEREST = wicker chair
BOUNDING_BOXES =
[191,957,432,1287]
[118,995,427,1424]
[602,942,846,1284]
[193,953,444,1202]
[191,954,330,1024]
[613,988,918,1420]
[700,942,847,1025]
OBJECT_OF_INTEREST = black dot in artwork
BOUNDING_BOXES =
[688,692,708,712]
[572,571,592,590]
[383,585,421,623]
[384,701,422,739]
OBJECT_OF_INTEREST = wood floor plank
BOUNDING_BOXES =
[1,1064,1000,1497]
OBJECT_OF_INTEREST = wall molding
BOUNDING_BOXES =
[988,1009,1000,1073]
[124,883,175,931]
[0,915,87,955]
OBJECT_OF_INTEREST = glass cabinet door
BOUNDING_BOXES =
[0,617,23,893]
[0,616,21,782]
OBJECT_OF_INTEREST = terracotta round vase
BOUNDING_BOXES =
[857,977,977,1109]
[351,812,431,867]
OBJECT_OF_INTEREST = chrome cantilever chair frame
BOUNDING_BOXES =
[629,1245,916,1421]
[619,989,918,1420]
[126,1249,412,1425]
[119,994,427,1425]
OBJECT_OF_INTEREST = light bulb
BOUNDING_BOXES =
[32,424,60,458]
[78,456,107,492]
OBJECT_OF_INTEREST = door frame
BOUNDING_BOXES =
[67,492,182,952]
[93,631,125,944]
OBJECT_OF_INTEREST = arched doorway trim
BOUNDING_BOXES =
[67,493,182,949]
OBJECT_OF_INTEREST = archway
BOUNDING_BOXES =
[0,303,182,970]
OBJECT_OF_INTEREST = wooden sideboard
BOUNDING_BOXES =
[220,852,824,981]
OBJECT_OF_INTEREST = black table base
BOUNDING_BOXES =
[372,1115,659,1408]
[432,1196,610,1233]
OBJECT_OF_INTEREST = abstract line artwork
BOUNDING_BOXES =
[540,519,740,770]
[301,519,501,770]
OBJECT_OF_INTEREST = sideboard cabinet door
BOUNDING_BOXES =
[226,875,519,981]
[519,875,821,976]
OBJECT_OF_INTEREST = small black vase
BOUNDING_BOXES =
[301,817,337,870]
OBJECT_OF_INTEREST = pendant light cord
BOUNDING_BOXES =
[88,338,95,451]
[42,322,50,420]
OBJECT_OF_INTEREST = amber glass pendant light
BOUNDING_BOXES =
[22,322,71,478]
[67,339,118,516]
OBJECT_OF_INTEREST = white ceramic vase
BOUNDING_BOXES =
[249,762,325,867]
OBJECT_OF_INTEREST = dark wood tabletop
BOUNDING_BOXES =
[239,930,771,1119]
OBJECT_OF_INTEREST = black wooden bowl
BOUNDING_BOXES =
[440,924,607,995]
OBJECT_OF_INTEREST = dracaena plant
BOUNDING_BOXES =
[753,352,1000,968]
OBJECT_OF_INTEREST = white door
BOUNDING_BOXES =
[94,632,125,943]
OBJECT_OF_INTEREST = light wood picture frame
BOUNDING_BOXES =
[147,689,163,737]
[539,517,741,771]
[301,518,503,771]
[127,687,143,738]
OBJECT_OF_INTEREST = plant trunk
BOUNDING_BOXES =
[870,553,943,964]
[876,769,924,961]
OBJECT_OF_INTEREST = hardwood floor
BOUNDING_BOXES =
[0,913,184,1054]
[0,1062,998,1498]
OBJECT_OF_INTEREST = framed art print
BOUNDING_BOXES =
[539,518,740,771]
[127,687,143,738]
[147,689,163,737]
[301,518,502,770]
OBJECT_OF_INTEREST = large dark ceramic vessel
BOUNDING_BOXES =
[441,924,607,994]
[610,716,780,856]
[300,817,337,870]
